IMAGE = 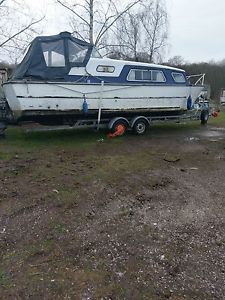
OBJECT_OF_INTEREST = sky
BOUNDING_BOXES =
[28,0,225,63]
[167,0,225,63]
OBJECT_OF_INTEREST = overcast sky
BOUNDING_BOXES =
[31,0,225,63]
[167,0,225,62]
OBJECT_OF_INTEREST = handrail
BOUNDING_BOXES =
[186,73,205,85]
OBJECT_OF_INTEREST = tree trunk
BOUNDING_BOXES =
[89,0,94,44]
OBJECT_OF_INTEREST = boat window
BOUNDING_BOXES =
[152,70,166,82]
[97,65,115,73]
[127,69,151,81]
[134,70,142,80]
[68,40,88,64]
[172,72,186,83]
[42,40,65,67]
[127,69,165,82]
[143,70,152,80]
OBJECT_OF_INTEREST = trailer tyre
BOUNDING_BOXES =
[133,119,148,135]
[200,110,209,125]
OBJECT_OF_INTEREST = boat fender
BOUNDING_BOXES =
[82,95,88,114]
[187,96,192,110]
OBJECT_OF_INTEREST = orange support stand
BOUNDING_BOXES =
[107,124,126,138]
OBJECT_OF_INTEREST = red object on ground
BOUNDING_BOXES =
[213,111,219,118]
[107,124,126,138]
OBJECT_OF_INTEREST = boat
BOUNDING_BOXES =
[2,32,205,128]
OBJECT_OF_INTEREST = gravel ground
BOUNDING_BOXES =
[0,123,225,300]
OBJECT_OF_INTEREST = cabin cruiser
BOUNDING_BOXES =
[2,32,204,126]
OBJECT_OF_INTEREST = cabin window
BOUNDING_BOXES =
[42,40,65,67]
[127,70,151,81]
[68,40,88,64]
[143,70,151,80]
[172,72,186,83]
[152,70,165,82]
[97,65,115,73]
[134,70,142,80]
[127,69,165,82]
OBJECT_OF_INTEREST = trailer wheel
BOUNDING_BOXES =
[200,110,209,125]
[133,119,148,135]
[111,120,128,136]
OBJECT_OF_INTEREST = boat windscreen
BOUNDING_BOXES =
[68,40,89,63]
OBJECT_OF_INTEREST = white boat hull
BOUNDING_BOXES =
[3,81,204,122]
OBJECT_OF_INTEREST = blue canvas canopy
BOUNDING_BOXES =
[12,32,94,80]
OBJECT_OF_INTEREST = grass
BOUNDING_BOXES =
[0,121,197,147]
[208,111,225,126]
[3,127,106,150]
[0,127,109,160]
[0,270,13,289]
[0,112,224,160]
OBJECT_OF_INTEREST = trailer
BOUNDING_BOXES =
[0,97,210,137]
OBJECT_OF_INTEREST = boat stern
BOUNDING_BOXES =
[190,85,205,102]
[2,82,22,122]
[187,74,206,104]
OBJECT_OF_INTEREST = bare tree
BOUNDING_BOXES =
[110,0,168,63]
[112,9,142,61]
[56,0,142,47]
[0,0,44,63]
[140,0,168,62]
[167,55,186,66]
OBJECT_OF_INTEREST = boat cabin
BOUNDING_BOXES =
[12,32,188,86]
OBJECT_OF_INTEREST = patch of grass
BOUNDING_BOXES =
[0,270,12,288]
[209,111,225,126]
[53,223,66,234]
[151,120,200,132]
[0,152,12,160]
[91,151,160,182]
[2,127,107,153]
[2,240,55,268]
[0,113,224,156]
[50,189,80,210]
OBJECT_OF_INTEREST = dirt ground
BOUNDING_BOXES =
[0,118,225,300]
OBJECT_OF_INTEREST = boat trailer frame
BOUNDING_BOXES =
[2,106,209,136]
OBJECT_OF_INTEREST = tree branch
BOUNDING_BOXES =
[0,17,44,48]
[0,0,6,6]
[71,30,86,41]
[56,0,90,26]
[95,0,142,45]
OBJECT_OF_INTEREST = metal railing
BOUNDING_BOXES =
[187,74,205,85]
